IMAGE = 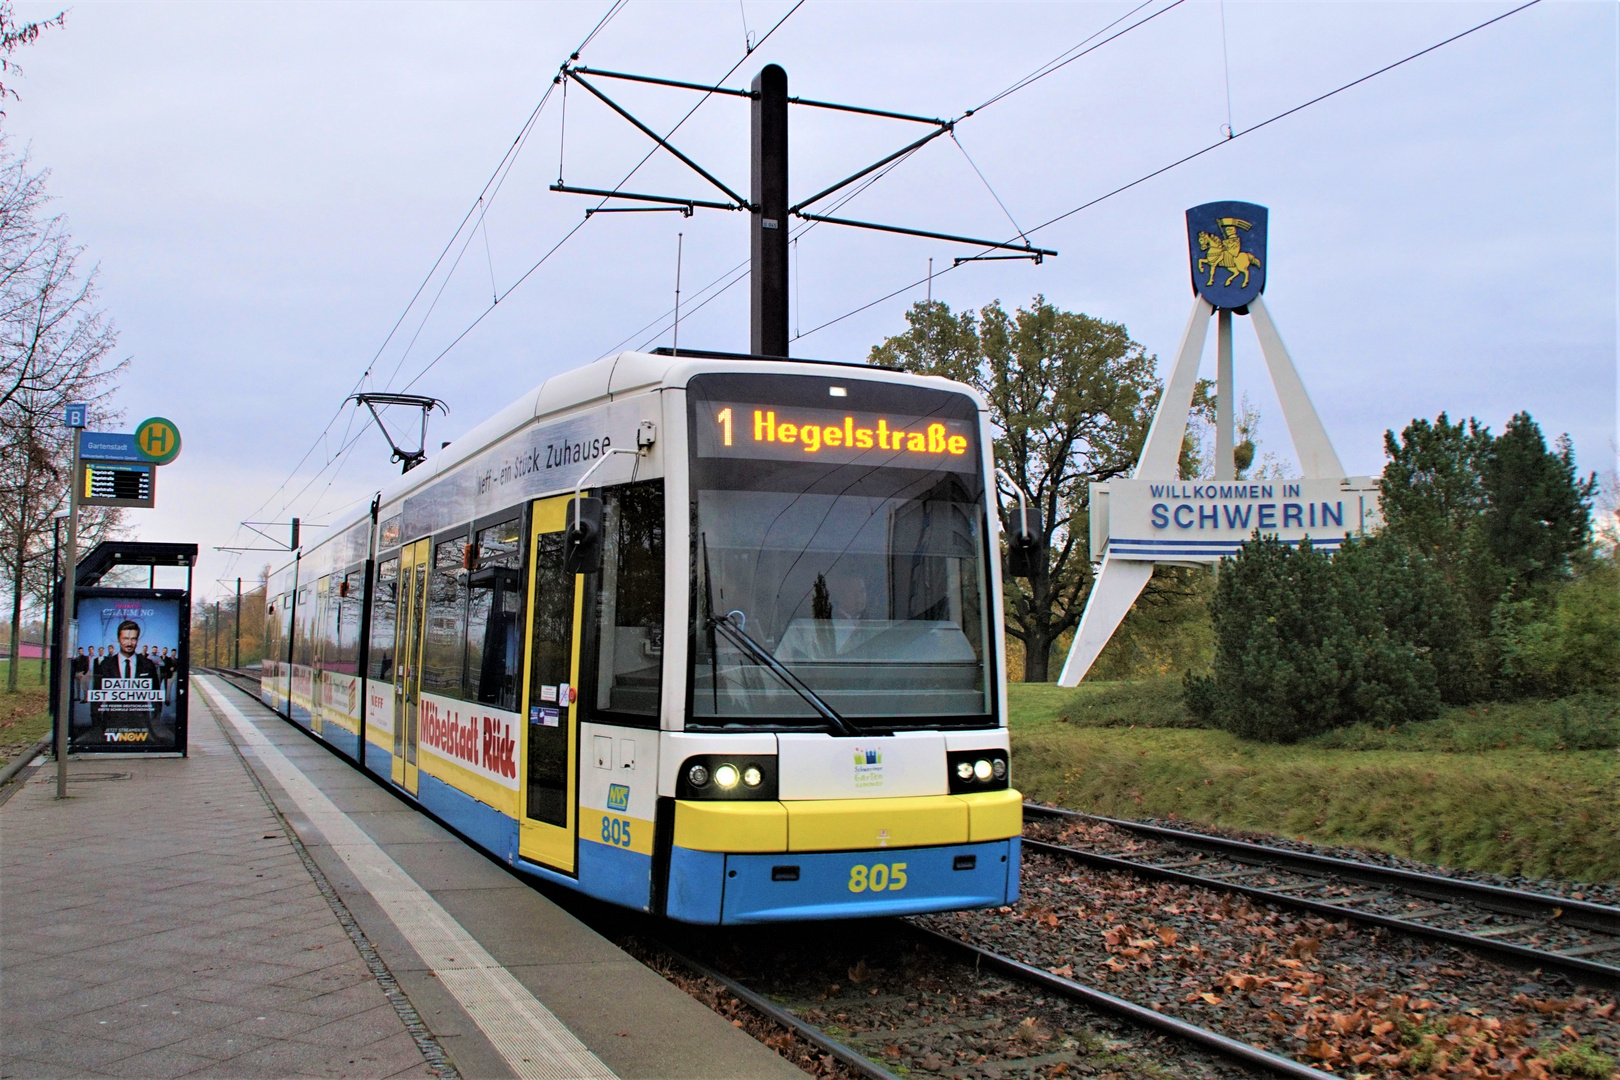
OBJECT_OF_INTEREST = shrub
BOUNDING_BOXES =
[1492,564,1620,697]
[1188,535,1440,743]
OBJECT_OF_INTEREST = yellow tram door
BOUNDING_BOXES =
[518,495,585,873]
[392,538,430,794]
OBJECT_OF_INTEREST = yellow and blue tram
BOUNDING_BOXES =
[258,349,1021,923]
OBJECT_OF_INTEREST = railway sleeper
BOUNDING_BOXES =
[1560,937,1620,958]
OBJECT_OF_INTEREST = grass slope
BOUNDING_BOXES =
[1010,680,1620,883]
[0,660,54,767]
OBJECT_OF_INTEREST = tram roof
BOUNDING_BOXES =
[269,349,984,583]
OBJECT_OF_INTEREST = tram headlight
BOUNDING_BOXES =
[946,750,1010,792]
[677,755,777,799]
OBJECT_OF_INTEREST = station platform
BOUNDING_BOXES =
[0,674,806,1080]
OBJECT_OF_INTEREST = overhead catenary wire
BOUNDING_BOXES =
[950,130,1027,246]
[223,0,811,587]
[431,0,1174,373]
[216,0,629,583]
[611,135,937,357]
[1219,0,1236,137]
[793,0,1543,343]
[396,0,806,395]
[966,0,1183,117]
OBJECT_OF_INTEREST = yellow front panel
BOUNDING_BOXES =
[674,801,788,852]
[959,789,1024,841]
[786,795,969,852]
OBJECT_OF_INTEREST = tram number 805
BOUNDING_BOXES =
[600,815,632,848]
[848,862,907,893]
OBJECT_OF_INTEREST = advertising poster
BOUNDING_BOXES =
[71,593,186,752]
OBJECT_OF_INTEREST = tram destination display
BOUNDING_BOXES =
[70,595,184,751]
[695,400,977,473]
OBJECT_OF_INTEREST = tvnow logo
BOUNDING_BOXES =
[103,731,149,743]
[420,698,516,781]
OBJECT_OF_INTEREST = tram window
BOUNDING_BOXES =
[691,470,991,722]
[334,569,363,675]
[421,536,468,696]
[315,576,337,677]
[265,593,289,674]
[466,518,523,711]
[293,586,315,670]
[590,482,664,718]
[368,558,398,681]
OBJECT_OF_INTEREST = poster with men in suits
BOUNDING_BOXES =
[71,597,183,750]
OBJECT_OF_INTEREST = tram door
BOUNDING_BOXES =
[391,539,430,795]
[310,576,329,736]
[518,495,584,872]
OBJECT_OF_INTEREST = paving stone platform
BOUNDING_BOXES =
[0,677,806,1080]
[0,703,434,1079]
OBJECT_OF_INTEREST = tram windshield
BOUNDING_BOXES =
[688,372,992,729]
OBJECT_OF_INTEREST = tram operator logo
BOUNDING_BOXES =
[1186,200,1268,310]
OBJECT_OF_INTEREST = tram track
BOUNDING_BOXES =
[204,671,1615,1074]
[1022,803,1620,992]
[634,919,1333,1079]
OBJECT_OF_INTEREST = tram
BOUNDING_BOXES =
[257,348,1021,923]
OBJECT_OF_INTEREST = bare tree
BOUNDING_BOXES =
[0,1,64,112]
[0,144,124,689]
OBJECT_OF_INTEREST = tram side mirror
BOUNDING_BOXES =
[1006,506,1043,580]
[564,497,604,575]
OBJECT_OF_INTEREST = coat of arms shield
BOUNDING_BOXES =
[1186,201,1267,310]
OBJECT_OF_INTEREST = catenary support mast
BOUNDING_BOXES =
[750,64,789,358]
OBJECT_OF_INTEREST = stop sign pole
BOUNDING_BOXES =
[55,404,85,798]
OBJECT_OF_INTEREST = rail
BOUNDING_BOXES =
[1024,803,1620,991]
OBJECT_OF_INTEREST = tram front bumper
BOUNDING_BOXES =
[665,790,1023,924]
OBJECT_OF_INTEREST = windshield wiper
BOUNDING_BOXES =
[707,610,860,737]
[700,533,719,713]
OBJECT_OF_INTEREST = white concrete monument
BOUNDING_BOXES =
[1056,202,1380,686]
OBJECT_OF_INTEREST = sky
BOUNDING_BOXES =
[4,0,1615,605]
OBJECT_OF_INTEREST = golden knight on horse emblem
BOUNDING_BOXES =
[1196,216,1262,289]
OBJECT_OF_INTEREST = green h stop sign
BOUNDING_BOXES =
[134,417,181,465]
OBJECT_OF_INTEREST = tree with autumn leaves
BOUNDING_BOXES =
[870,296,1161,682]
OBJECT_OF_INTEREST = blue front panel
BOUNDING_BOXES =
[577,841,652,911]
[720,840,1013,924]
[666,847,726,924]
